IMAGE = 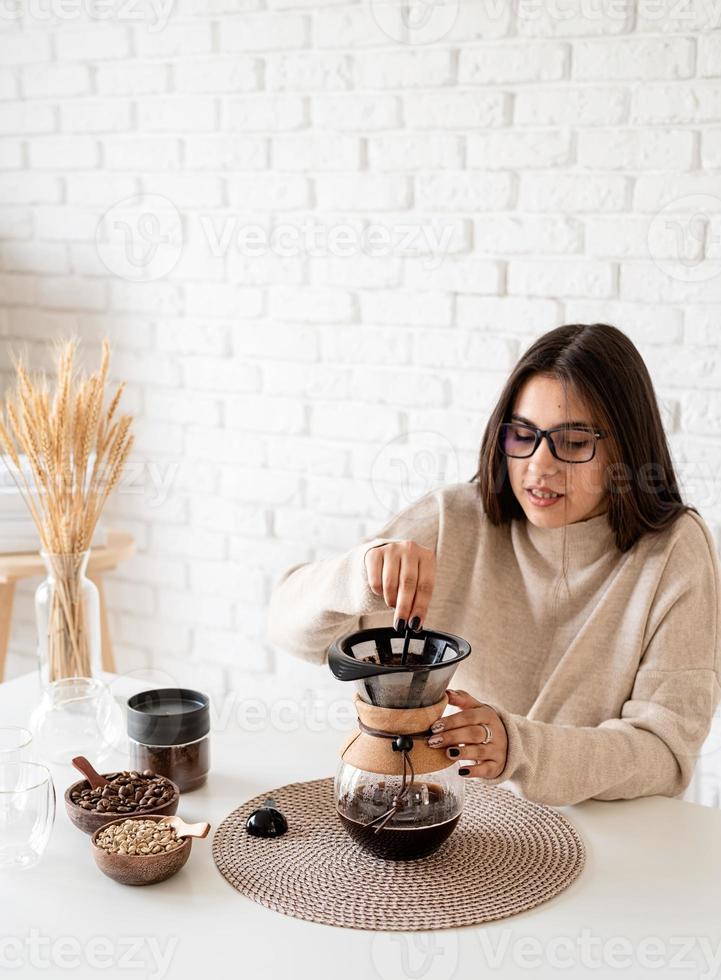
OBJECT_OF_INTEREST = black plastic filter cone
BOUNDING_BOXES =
[328,626,471,708]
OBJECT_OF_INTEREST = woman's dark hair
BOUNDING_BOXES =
[471,323,696,553]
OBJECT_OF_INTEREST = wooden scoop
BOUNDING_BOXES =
[163,815,210,840]
[72,756,109,790]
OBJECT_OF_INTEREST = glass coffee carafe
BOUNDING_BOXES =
[329,625,471,861]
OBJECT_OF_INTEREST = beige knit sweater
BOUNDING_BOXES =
[266,482,721,806]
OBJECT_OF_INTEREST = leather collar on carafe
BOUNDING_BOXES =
[339,693,456,776]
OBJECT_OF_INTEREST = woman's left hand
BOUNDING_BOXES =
[426,689,509,779]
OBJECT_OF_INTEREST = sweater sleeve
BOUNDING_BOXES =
[265,488,441,667]
[477,514,721,807]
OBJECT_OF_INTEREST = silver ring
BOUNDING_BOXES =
[480,723,492,745]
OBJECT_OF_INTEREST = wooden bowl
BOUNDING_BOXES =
[65,773,180,835]
[91,814,191,886]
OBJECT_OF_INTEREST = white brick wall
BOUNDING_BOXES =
[1,0,721,802]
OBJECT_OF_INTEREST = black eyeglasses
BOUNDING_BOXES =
[499,422,608,464]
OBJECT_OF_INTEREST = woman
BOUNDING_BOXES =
[267,323,721,806]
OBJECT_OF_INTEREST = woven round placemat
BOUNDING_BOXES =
[212,777,585,931]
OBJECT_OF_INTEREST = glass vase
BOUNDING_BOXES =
[34,550,101,688]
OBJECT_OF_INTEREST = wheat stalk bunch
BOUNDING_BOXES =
[0,338,134,681]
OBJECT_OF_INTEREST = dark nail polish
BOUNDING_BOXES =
[448,748,460,758]
[409,616,421,631]
[458,767,470,776]
[395,618,406,632]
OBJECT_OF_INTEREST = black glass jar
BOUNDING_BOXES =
[127,688,210,792]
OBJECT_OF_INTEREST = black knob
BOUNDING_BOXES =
[392,734,414,753]
[245,798,288,838]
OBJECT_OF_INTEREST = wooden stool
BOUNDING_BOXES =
[0,530,136,683]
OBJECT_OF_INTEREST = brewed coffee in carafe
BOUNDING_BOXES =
[337,774,462,860]
[329,625,471,860]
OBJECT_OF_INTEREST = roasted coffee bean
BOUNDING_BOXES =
[69,770,175,815]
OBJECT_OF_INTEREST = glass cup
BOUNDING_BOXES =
[30,676,123,765]
[0,762,56,870]
[0,727,33,762]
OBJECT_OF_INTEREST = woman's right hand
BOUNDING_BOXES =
[363,540,436,632]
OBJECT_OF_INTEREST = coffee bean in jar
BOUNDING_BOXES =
[70,770,175,814]
[126,688,210,793]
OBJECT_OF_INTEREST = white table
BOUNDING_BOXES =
[2,670,721,980]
